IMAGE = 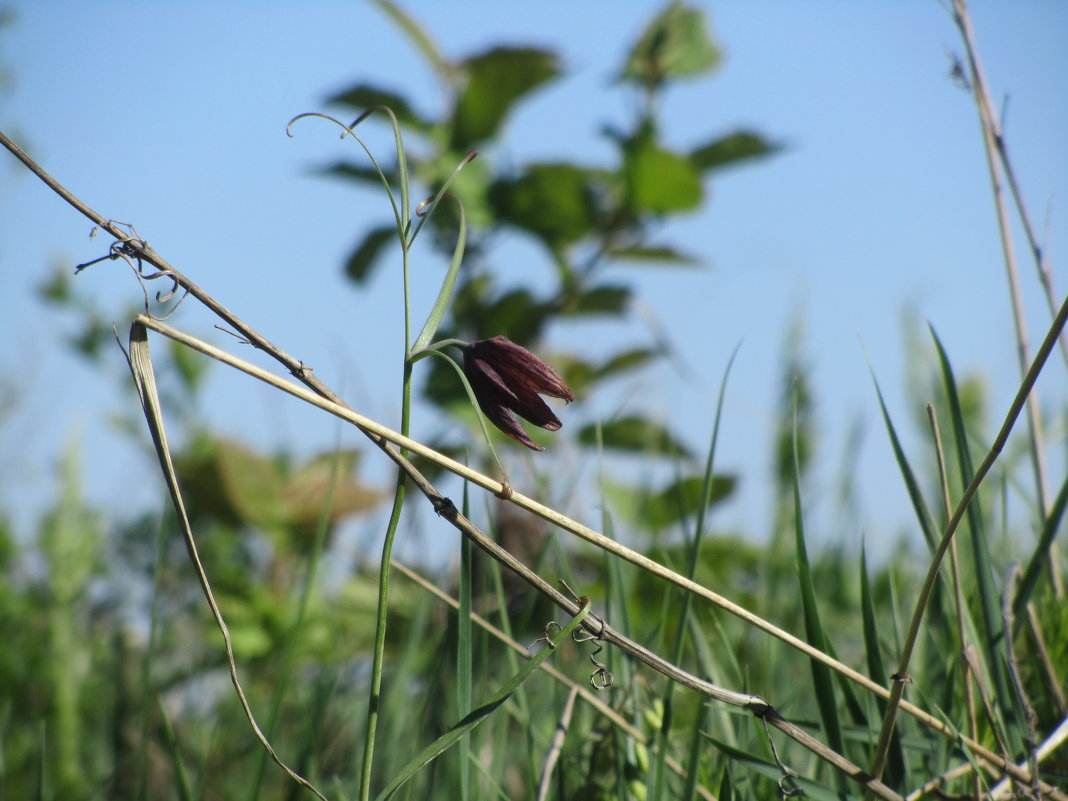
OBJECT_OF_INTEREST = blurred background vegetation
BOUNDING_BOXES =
[2,2,1065,799]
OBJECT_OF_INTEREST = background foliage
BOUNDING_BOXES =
[1,2,1065,800]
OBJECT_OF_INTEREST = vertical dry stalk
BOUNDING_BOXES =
[950,0,1062,596]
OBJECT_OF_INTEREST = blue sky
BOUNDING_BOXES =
[1,1,1066,563]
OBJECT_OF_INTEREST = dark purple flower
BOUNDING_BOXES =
[462,335,575,451]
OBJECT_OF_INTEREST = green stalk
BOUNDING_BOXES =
[357,365,412,801]
[358,213,415,800]
[457,482,473,801]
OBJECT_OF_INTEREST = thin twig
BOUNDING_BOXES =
[535,686,577,801]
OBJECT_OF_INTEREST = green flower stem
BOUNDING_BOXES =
[407,338,469,362]
[359,244,415,801]
[358,366,413,801]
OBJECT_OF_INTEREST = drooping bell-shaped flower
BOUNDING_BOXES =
[462,335,575,451]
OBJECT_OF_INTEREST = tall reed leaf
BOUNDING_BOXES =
[790,386,845,784]
[870,373,938,551]
[929,328,1015,723]
[859,546,906,784]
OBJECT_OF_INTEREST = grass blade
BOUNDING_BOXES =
[649,346,739,800]
[930,328,1014,716]
[859,545,906,785]
[372,600,591,801]
[457,482,473,801]
[870,371,938,551]
[1014,470,1068,622]
[157,697,194,801]
[790,380,845,785]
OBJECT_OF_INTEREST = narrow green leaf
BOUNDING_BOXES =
[704,736,841,801]
[157,697,194,801]
[870,370,938,551]
[578,416,692,458]
[681,704,708,801]
[325,83,431,132]
[344,226,397,284]
[860,546,907,785]
[606,475,735,532]
[564,284,630,316]
[931,327,1023,753]
[930,333,1002,655]
[608,244,701,266]
[690,130,781,172]
[318,161,396,186]
[716,767,733,801]
[1015,471,1068,623]
[790,385,845,781]
[596,347,660,379]
[654,348,738,801]
[457,484,473,801]
[373,602,591,801]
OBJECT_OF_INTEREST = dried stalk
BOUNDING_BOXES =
[950,0,1061,598]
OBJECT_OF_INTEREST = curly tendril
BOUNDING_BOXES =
[75,220,187,320]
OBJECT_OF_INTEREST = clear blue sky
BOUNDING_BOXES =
[2,1,1066,563]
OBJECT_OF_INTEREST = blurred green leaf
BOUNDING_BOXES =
[707,736,841,801]
[597,347,660,379]
[173,434,381,550]
[578,416,692,458]
[345,225,397,284]
[421,350,467,409]
[213,439,290,535]
[606,474,735,531]
[318,160,399,187]
[170,336,210,396]
[608,244,700,266]
[690,129,781,172]
[564,284,630,316]
[555,354,598,398]
[325,83,432,132]
[451,47,560,147]
[624,139,703,214]
[620,1,722,88]
[479,288,549,343]
[489,163,599,248]
[37,265,72,304]
[284,449,383,541]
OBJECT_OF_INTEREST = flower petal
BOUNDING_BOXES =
[462,335,574,450]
